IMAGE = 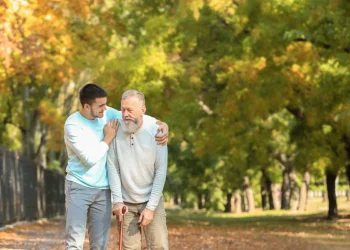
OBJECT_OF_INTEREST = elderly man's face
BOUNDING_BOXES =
[120,95,145,132]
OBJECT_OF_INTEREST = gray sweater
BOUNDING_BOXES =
[107,118,168,211]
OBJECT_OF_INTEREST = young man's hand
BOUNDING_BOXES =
[155,122,169,145]
[103,119,119,145]
[138,208,154,226]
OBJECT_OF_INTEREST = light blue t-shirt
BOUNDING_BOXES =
[64,107,121,189]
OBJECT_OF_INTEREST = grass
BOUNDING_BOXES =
[166,197,350,230]
[164,197,350,249]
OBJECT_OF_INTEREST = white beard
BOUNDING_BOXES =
[120,119,139,133]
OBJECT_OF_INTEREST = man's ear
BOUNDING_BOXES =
[141,105,146,114]
[83,103,90,110]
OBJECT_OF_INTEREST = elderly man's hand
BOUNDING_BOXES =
[112,202,128,222]
[138,208,154,227]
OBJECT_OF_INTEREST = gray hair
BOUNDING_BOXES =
[121,89,145,105]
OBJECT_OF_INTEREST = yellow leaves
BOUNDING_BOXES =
[312,157,331,171]
[178,0,204,20]
[2,124,22,151]
[319,58,349,77]
[39,100,58,126]
[322,124,332,134]
[286,42,318,63]
[287,61,316,89]
[40,61,49,71]
[236,88,249,100]
[0,82,10,94]
[291,64,305,79]
[189,75,202,86]
[58,71,69,82]
[217,57,267,87]
[39,99,65,151]
[272,55,288,66]
[0,0,74,81]
[180,141,188,152]
[143,45,168,74]
[0,3,6,18]
[208,0,241,30]
[254,57,267,71]
[68,0,91,18]
[209,0,237,16]
[53,54,66,66]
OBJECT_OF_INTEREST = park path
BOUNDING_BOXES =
[0,216,349,250]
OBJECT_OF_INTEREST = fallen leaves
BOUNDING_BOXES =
[0,212,349,250]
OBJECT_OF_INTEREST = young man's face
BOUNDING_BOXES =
[87,97,107,119]
[121,95,145,132]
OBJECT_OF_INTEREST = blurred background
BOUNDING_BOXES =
[1,0,350,228]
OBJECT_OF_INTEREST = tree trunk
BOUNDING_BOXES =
[180,193,185,208]
[289,171,300,212]
[245,188,255,212]
[197,193,203,209]
[281,169,291,209]
[242,193,248,212]
[242,176,254,212]
[204,192,210,208]
[326,170,338,220]
[22,113,48,218]
[22,113,39,159]
[261,170,269,210]
[346,164,350,202]
[261,183,268,210]
[267,179,274,210]
[271,183,280,210]
[225,192,232,213]
[234,191,242,214]
[323,178,328,202]
[298,171,310,211]
[261,170,275,210]
[174,193,179,205]
[230,193,235,212]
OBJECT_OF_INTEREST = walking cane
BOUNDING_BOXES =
[118,206,127,250]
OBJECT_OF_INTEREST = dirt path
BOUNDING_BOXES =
[0,216,349,250]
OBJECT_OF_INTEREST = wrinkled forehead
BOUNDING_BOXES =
[121,95,143,108]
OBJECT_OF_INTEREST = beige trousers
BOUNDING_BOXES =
[118,197,169,250]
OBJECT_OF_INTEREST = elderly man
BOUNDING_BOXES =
[107,90,169,250]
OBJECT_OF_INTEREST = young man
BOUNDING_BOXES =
[64,84,168,250]
[107,90,169,250]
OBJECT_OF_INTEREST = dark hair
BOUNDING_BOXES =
[79,83,107,106]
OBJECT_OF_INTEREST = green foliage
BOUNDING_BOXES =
[1,0,350,212]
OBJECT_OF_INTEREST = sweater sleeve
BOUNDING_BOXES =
[143,114,157,124]
[64,124,109,167]
[146,144,168,211]
[107,138,123,203]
